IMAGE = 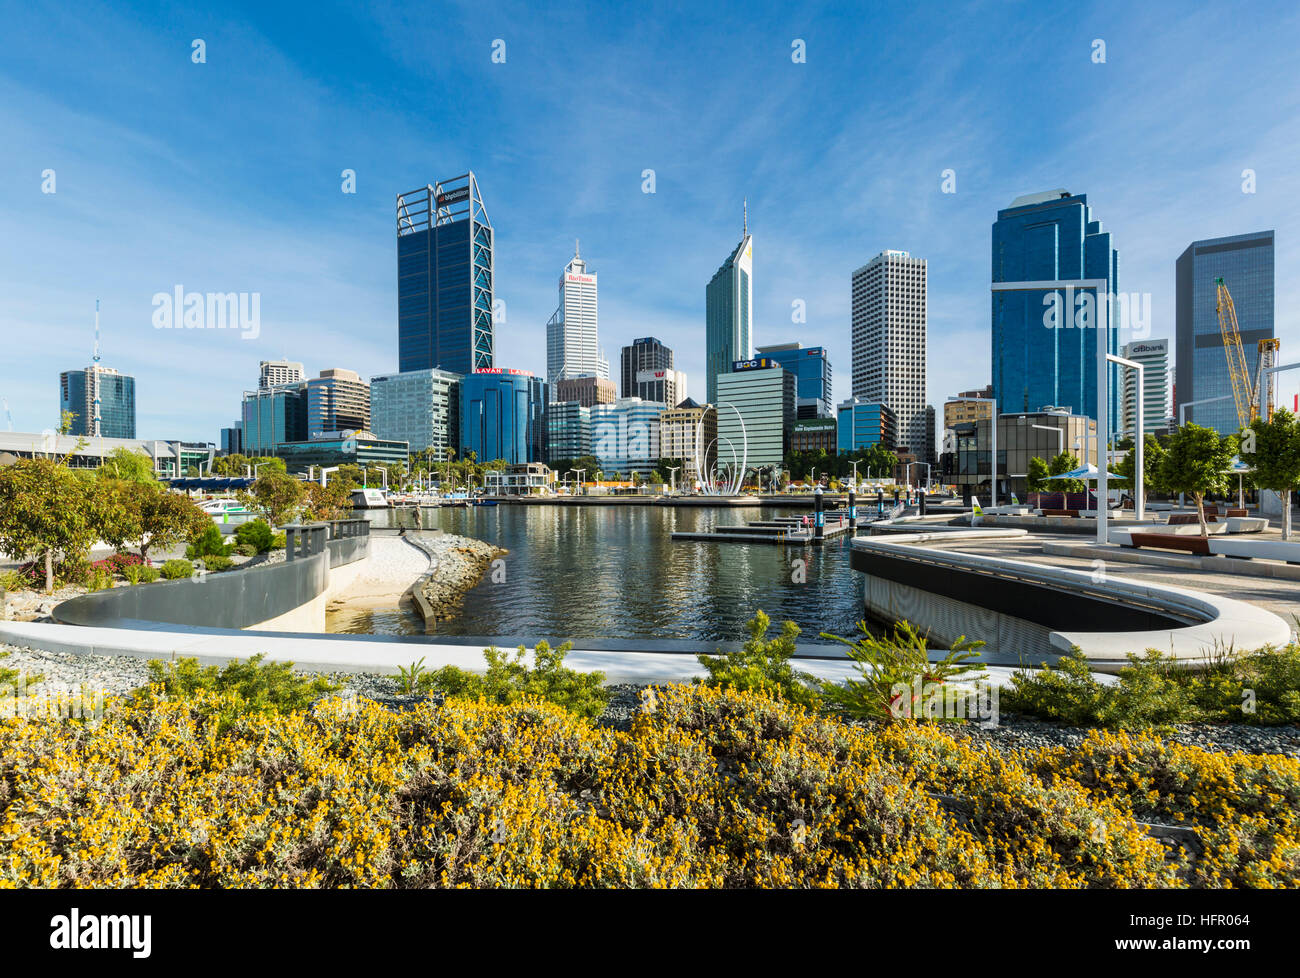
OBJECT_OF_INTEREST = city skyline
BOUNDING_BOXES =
[2,3,1298,443]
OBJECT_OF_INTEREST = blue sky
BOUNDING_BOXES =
[1,0,1297,442]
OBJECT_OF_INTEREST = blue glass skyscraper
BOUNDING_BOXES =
[59,366,136,439]
[991,190,1119,432]
[705,214,752,405]
[1175,231,1275,436]
[460,369,548,465]
[397,172,494,375]
[756,342,832,418]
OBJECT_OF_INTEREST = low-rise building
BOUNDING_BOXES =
[658,397,716,484]
[837,398,896,453]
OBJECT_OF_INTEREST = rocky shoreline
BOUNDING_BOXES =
[411,533,505,623]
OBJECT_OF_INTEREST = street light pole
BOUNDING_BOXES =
[1108,353,1145,522]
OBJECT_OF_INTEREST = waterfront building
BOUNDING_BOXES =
[485,462,556,496]
[546,244,609,385]
[755,343,832,418]
[546,401,591,465]
[658,398,715,485]
[369,367,462,458]
[554,374,616,408]
[836,398,896,454]
[397,172,494,374]
[705,213,753,404]
[991,189,1120,432]
[274,431,409,476]
[1175,230,1274,435]
[945,410,1096,501]
[620,337,674,399]
[850,249,927,456]
[790,418,838,454]
[59,365,136,440]
[259,360,305,390]
[240,383,307,456]
[1120,339,1171,439]
[715,360,794,473]
[590,397,666,479]
[0,430,210,476]
[306,368,370,437]
[635,368,688,405]
[943,386,994,429]
[459,368,548,465]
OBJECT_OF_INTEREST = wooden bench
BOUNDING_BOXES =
[1168,513,1215,525]
[1126,532,1210,555]
[1226,508,1248,518]
[1042,509,1080,518]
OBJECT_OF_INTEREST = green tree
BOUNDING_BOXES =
[1026,455,1052,493]
[1159,423,1234,536]
[1112,434,1167,507]
[1045,451,1086,493]
[98,447,157,484]
[1244,409,1300,540]
[92,477,145,554]
[237,471,306,527]
[304,478,356,521]
[138,486,210,562]
[0,457,99,592]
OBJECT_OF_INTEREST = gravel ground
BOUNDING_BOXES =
[3,647,1297,758]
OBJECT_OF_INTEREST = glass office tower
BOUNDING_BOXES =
[240,384,308,456]
[459,369,548,465]
[370,368,462,457]
[60,366,136,439]
[1175,231,1275,436]
[991,190,1119,433]
[397,172,494,375]
[620,337,674,399]
[705,222,753,405]
[756,342,832,418]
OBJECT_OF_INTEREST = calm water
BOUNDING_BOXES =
[328,504,865,644]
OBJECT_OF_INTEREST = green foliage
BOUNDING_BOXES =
[1026,455,1051,493]
[122,564,145,585]
[160,558,193,580]
[196,554,233,573]
[98,448,158,484]
[186,524,233,559]
[133,653,339,730]
[425,641,609,718]
[86,567,114,592]
[696,610,822,708]
[271,532,286,551]
[0,651,40,691]
[1159,423,1235,534]
[395,657,431,695]
[1044,451,1086,493]
[234,518,275,554]
[1113,434,1168,498]
[233,543,257,557]
[237,471,306,527]
[1003,644,1300,728]
[0,457,101,592]
[819,620,986,722]
[137,486,210,562]
[139,566,161,583]
[0,569,27,592]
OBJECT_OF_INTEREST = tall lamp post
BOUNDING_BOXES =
[992,278,1110,543]
[949,394,998,509]
[667,465,680,494]
[1107,352,1145,521]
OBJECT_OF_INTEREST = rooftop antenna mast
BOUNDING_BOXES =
[91,299,102,439]
[743,197,748,236]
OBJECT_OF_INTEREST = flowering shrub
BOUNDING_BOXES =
[0,683,1294,888]
[90,552,145,576]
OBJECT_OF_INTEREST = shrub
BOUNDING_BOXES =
[122,564,145,585]
[91,552,145,576]
[234,518,275,554]
[139,566,161,583]
[0,569,28,592]
[131,653,339,730]
[233,543,257,557]
[271,532,287,551]
[86,567,114,592]
[696,610,822,709]
[818,620,987,723]
[195,554,233,573]
[0,651,40,691]
[160,559,193,580]
[426,640,609,719]
[186,524,233,559]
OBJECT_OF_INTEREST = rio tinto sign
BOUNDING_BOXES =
[565,274,595,284]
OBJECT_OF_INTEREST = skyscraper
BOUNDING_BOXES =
[259,360,305,390]
[851,250,928,457]
[990,189,1120,432]
[370,367,462,457]
[306,368,370,436]
[635,368,688,405]
[755,342,833,418]
[554,375,617,408]
[716,360,794,472]
[60,366,136,440]
[621,337,674,399]
[1121,339,1171,438]
[1175,231,1275,436]
[459,368,548,465]
[705,209,753,404]
[241,383,308,456]
[546,243,608,386]
[397,172,493,375]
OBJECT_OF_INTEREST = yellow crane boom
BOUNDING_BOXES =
[1215,277,1254,428]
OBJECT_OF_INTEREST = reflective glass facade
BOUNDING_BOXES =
[546,401,591,465]
[836,398,896,454]
[716,365,794,471]
[590,397,665,478]
[369,368,462,457]
[397,175,493,375]
[59,366,136,439]
[1175,231,1274,436]
[756,343,832,418]
[459,370,547,465]
[240,385,308,456]
[991,192,1119,432]
[274,435,409,476]
[705,235,752,404]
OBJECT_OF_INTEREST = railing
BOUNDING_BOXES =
[283,519,370,561]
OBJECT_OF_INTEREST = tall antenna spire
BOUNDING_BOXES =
[743,197,748,236]
[575,238,580,258]
[93,298,101,364]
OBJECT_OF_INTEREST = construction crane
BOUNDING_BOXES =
[1215,277,1281,426]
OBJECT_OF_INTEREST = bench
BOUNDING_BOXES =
[1125,532,1211,555]
[1168,513,1215,525]
[1042,509,1080,518]
[1226,508,1249,518]
[1208,538,1300,564]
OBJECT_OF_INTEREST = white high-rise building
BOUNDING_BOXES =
[851,250,928,457]
[546,243,609,386]
[1121,339,1171,437]
[259,360,305,390]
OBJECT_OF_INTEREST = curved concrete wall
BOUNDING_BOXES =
[54,537,369,632]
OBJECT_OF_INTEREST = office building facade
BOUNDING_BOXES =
[259,360,305,390]
[851,250,927,456]
[59,365,136,440]
[306,368,370,437]
[705,224,753,404]
[546,245,608,385]
[659,397,716,484]
[554,374,616,408]
[716,361,794,472]
[546,401,591,466]
[241,384,308,457]
[590,397,665,480]
[275,432,409,476]
[756,343,832,418]
[369,367,462,458]
[397,172,494,375]
[1120,339,1171,439]
[837,398,896,454]
[459,368,547,465]
[219,423,243,457]
[1175,231,1274,435]
[620,337,674,399]
[635,368,687,405]
[991,189,1120,432]
[943,386,994,429]
[790,418,838,454]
